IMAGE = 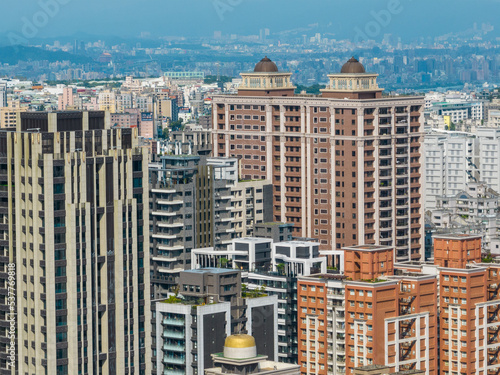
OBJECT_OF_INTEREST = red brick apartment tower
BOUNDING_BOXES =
[297,279,328,375]
[433,234,500,375]
[433,233,482,268]
[344,245,437,375]
[212,56,425,261]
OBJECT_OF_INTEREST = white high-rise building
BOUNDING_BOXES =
[477,128,500,193]
[424,128,500,211]
[424,131,478,210]
[0,84,6,108]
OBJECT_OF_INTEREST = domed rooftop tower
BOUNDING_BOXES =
[253,57,279,73]
[340,57,366,74]
[238,57,295,97]
[321,56,383,99]
[223,334,257,359]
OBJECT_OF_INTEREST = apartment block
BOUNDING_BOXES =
[218,238,328,364]
[296,277,328,374]
[110,112,139,128]
[429,101,484,122]
[297,275,346,375]
[343,245,438,375]
[433,234,482,268]
[0,84,6,108]
[0,105,27,128]
[424,128,500,211]
[423,132,478,210]
[212,56,424,261]
[164,128,212,156]
[477,128,500,193]
[58,87,75,111]
[149,156,272,297]
[0,111,151,375]
[298,274,347,375]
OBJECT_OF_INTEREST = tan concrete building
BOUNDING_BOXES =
[212,57,424,261]
[0,111,151,375]
[0,100,28,129]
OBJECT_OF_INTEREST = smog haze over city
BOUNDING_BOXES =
[1,0,500,41]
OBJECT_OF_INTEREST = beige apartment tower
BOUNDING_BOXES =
[0,111,151,375]
[212,57,424,261]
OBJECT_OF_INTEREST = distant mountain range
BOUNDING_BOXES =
[0,45,93,65]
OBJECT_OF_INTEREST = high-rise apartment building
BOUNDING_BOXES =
[58,87,75,111]
[0,111,151,375]
[0,84,6,108]
[431,234,500,375]
[343,245,438,374]
[296,244,438,375]
[297,274,347,375]
[423,131,479,210]
[149,156,272,298]
[477,128,500,193]
[219,238,328,364]
[424,128,500,211]
[212,57,424,261]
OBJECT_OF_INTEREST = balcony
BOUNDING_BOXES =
[163,355,185,365]
[157,221,184,228]
[163,370,185,375]
[163,330,184,339]
[162,343,185,352]
[157,200,183,206]
[153,233,178,240]
[163,318,185,326]
[153,210,178,217]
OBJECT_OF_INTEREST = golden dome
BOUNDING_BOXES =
[341,57,366,74]
[224,334,256,348]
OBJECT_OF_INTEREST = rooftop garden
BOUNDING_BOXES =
[242,284,267,298]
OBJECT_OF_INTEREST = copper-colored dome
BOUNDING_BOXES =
[254,56,279,73]
[341,57,365,74]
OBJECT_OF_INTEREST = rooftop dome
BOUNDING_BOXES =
[254,56,279,73]
[225,334,256,348]
[341,57,365,74]
[223,334,257,359]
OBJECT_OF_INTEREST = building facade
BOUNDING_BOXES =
[0,111,151,375]
[212,57,424,261]
[149,156,272,298]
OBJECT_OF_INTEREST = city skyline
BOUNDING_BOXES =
[2,2,500,374]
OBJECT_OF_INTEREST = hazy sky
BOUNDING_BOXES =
[1,0,500,42]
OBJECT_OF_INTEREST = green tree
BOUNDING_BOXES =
[276,263,285,275]
[169,119,183,131]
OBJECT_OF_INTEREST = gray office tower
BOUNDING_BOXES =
[0,111,151,375]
